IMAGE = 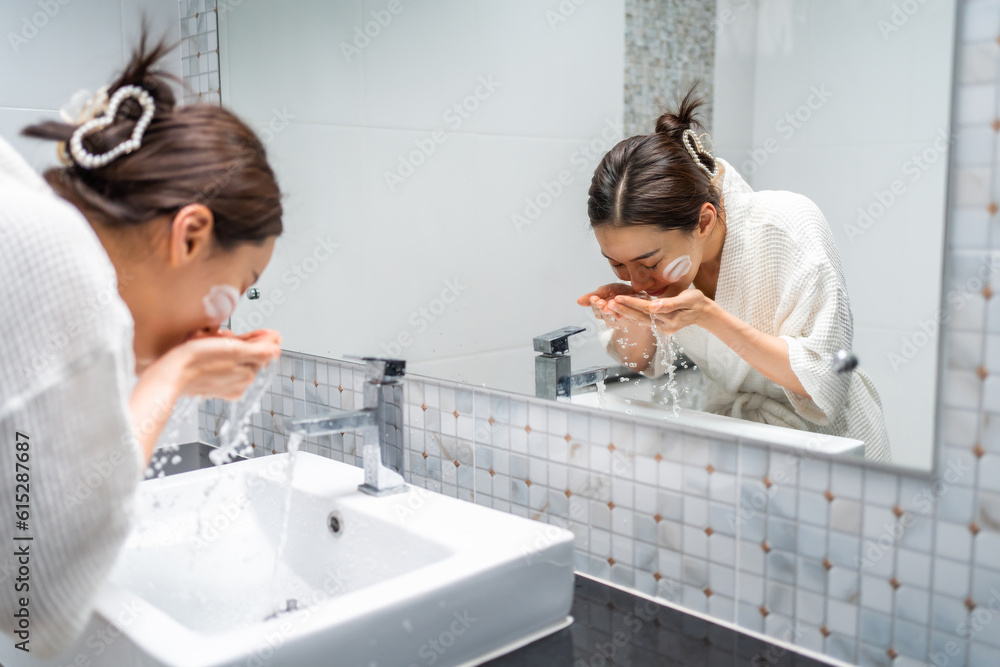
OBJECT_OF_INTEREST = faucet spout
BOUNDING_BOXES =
[569,366,608,390]
[286,407,375,435]
[288,357,408,496]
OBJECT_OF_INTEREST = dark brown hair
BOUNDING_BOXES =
[587,84,721,233]
[21,32,282,249]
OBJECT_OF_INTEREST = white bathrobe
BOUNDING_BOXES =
[0,136,142,656]
[601,158,891,462]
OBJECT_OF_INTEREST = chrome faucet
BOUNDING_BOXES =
[533,326,609,400]
[287,357,407,496]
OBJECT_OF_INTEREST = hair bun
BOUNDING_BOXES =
[108,31,179,118]
[653,83,708,141]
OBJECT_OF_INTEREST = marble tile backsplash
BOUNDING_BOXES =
[179,0,220,106]
[194,1,1000,666]
[624,0,716,137]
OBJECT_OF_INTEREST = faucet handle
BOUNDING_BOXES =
[533,326,586,355]
[343,355,407,382]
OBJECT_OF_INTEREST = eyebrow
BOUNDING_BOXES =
[602,250,659,262]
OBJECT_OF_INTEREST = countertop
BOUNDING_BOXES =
[484,575,835,667]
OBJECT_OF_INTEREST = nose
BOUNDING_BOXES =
[629,266,655,293]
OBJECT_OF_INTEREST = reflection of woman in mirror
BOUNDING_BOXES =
[579,87,890,461]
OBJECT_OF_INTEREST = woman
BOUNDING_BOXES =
[0,37,283,656]
[579,88,890,462]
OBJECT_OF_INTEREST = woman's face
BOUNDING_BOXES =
[116,204,276,366]
[594,224,701,298]
[592,202,720,298]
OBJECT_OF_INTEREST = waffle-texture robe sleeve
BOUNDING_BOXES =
[0,136,142,657]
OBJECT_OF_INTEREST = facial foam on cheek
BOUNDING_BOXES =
[203,285,241,324]
[661,255,692,283]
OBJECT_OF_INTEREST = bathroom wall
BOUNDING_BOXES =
[0,0,183,172]
[712,0,958,470]
[218,0,624,396]
[199,2,1000,664]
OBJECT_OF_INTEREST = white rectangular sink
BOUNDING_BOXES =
[3,452,574,667]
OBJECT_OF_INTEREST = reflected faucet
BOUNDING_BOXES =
[287,357,407,496]
[533,326,609,401]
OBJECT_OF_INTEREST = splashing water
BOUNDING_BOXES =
[145,395,202,479]
[649,314,682,418]
[191,361,277,537]
[210,360,278,466]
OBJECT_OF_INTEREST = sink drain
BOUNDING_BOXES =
[328,511,343,535]
[264,599,300,621]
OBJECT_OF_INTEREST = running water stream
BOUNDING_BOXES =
[269,431,302,614]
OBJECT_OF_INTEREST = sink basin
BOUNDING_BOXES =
[2,452,574,666]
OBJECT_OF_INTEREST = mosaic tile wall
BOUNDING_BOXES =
[195,2,1000,666]
[179,0,220,106]
[624,0,716,138]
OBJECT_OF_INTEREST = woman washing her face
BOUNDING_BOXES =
[0,37,282,655]
[579,88,890,462]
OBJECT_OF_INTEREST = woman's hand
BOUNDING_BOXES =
[128,329,281,464]
[608,289,716,336]
[165,330,281,400]
[577,283,651,331]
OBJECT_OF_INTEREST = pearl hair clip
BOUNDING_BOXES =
[681,128,719,179]
[68,84,156,169]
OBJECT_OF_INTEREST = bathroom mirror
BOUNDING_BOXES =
[220,0,959,473]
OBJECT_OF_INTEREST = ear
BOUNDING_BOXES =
[167,204,215,268]
[695,202,717,240]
